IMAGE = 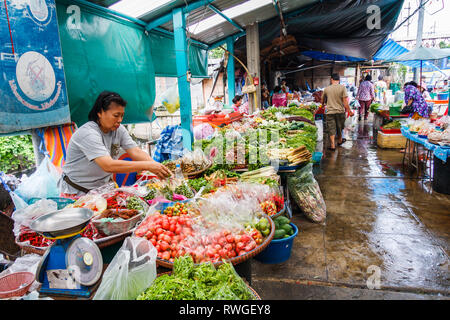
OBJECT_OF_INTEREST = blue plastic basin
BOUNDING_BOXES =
[254,223,298,264]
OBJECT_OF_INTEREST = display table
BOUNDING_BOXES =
[401,127,450,194]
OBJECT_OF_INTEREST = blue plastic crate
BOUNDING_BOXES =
[28,197,75,210]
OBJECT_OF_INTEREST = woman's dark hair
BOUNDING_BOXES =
[232,95,242,104]
[88,91,127,123]
[365,75,372,81]
[274,85,281,93]
[408,81,418,88]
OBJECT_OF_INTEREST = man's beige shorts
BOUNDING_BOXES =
[326,113,346,136]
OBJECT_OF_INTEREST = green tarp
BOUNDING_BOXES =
[55,0,208,127]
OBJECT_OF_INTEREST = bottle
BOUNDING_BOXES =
[174,164,184,181]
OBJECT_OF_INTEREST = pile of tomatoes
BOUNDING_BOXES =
[134,211,263,264]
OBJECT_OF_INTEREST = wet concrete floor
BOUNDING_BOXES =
[252,116,450,299]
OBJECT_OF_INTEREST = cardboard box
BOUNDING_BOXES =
[377,132,406,149]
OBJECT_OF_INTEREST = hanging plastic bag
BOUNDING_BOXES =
[287,164,326,223]
[160,85,180,114]
[93,236,157,300]
[315,120,324,142]
[14,156,61,203]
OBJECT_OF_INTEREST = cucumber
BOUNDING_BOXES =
[273,229,286,239]
[274,216,290,226]
[283,235,290,238]
[281,224,293,234]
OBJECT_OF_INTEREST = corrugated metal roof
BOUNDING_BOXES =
[92,0,319,46]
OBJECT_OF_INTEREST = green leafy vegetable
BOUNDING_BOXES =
[136,255,256,300]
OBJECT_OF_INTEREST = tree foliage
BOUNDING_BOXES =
[0,135,36,173]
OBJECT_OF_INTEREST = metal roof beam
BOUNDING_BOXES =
[145,0,216,32]
[207,4,244,33]
[209,30,246,50]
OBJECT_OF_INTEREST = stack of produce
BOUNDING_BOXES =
[136,255,256,300]
[272,216,295,239]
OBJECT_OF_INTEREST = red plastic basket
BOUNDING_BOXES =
[380,126,401,134]
[0,272,34,299]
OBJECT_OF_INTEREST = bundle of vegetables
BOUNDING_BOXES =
[273,216,295,239]
[285,131,317,154]
[187,177,215,194]
[383,120,402,129]
[136,255,255,300]
[370,102,381,113]
[239,166,279,184]
[282,107,315,122]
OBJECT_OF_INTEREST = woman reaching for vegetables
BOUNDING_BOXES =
[59,91,172,197]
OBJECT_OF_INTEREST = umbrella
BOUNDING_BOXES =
[386,46,450,83]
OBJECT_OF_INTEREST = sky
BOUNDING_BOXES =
[391,0,450,41]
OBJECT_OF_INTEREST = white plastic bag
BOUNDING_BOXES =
[93,236,157,300]
[315,120,323,142]
[11,199,58,239]
[14,156,61,203]
[160,85,180,114]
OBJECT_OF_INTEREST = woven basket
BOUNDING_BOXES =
[186,161,213,179]
[156,213,275,269]
[0,272,34,299]
[92,212,144,237]
[155,271,261,300]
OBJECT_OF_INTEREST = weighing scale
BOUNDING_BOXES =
[31,208,103,298]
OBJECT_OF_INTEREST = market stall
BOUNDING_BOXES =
[401,117,450,194]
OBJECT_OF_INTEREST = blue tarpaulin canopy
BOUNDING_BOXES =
[300,50,365,62]
[373,39,442,72]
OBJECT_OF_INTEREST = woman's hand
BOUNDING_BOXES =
[146,161,172,180]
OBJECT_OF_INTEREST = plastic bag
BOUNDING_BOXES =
[93,236,157,300]
[11,199,58,239]
[315,120,324,142]
[287,164,326,223]
[194,123,214,140]
[14,157,61,203]
[160,85,180,114]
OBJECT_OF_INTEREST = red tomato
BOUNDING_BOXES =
[236,241,245,251]
[226,235,235,243]
[155,244,161,252]
[224,243,233,251]
[155,228,164,235]
[218,237,227,246]
[162,221,170,230]
[169,224,176,232]
[175,226,182,235]
[150,239,157,246]
[160,241,169,251]
[241,234,251,243]
[161,251,170,260]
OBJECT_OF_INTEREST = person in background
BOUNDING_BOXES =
[271,85,287,107]
[261,83,270,109]
[231,95,243,113]
[403,81,430,119]
[374,75,387,105]
[322,73,354,151]
[281,80,289,93]
[419,82,431,100]
[356,74,375,121]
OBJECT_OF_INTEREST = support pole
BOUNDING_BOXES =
[246,23,261,113]
[173,8,193,151]
[414,0,425,82]
[226,36,235,105]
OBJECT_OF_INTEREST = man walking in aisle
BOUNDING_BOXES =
[322,73,354,151]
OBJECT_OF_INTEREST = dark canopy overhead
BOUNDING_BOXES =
[236,0,405,60]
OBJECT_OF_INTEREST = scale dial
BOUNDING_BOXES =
[66,237,103,286]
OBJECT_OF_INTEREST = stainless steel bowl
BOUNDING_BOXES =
[30,207,94,238]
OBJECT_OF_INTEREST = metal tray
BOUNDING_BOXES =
[30,208,93,238]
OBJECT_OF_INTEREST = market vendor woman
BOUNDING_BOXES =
[59,91,172,197]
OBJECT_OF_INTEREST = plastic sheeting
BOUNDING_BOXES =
[149,32,208,78]
[236,0,404,60]
[55,0,156,127]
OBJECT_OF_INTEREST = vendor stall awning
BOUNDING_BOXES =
[373,39,442,72]
[300,50,365,62]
